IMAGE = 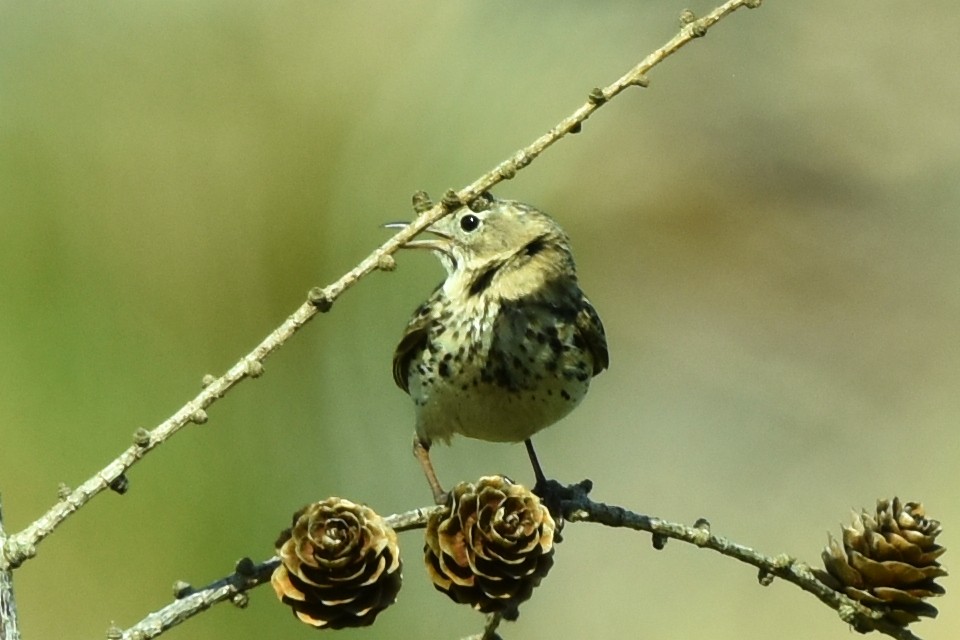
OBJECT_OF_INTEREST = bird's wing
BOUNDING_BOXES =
[392,303,432,393]
[576,297,609,375]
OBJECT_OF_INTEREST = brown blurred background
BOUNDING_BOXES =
[1,2,957,639]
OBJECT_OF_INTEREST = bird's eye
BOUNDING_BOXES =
[459,214,481,232]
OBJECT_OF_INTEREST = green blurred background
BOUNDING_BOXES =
[1,2,957,639]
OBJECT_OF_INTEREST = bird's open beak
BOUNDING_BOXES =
[383,222,454,255]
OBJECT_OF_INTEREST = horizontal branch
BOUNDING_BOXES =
[116,487,924,640]
[558,484,924,640]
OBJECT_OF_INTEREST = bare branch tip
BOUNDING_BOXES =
[133,428,151,448]
[587,87,607,105]
[652,532,668,550]
[377,254,397,272]
[106,622,123,640]
[411,190,433,213]
[679,10,707,37]
[772,553,795,569]
[757,568,776,586]
[307,287,334,312]
[692,517,711,545]
[467,192,494,213]
[173,580,194,599]
[109,474,130,495]
[235,556,256,577]
[244,359,264,378]
[441,189,462,211]
[632,74,651,88]
[511,150,532,170]
[497,161,518,180]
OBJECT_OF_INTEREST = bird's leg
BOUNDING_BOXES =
[525,438,563,520]
[413,435,449,505]
[525,438,593,528]
[524,438,548,489]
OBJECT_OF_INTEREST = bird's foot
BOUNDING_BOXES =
[532,477,593,539]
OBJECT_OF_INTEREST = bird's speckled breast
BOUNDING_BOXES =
[407,293,594,444]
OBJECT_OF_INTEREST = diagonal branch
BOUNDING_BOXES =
[0,0,763,573]
[112,507,439,640]
[110,557,280,640]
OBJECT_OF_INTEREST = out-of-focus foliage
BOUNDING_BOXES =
[1,2,957,639]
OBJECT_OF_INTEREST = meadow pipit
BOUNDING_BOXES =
[390,196,608,503]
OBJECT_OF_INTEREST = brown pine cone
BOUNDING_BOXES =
[271,498,402,629]
[813,497,947,628]
[424,475,556,616]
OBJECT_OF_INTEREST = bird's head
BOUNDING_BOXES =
[387,197,573,282]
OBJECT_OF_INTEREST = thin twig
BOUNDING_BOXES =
[0,0,762,573]
[385,505,444,532]
[0,496,21,640]
[562,491,925,640]
[117,485,924,640]
[115,558,279,640]
[460,613,504,640]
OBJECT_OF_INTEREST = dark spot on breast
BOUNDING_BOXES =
[468,261,503,297]
[438,361,451,378]
[560,389,571,401]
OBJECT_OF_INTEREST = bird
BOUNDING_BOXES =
[389,195,608,504]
